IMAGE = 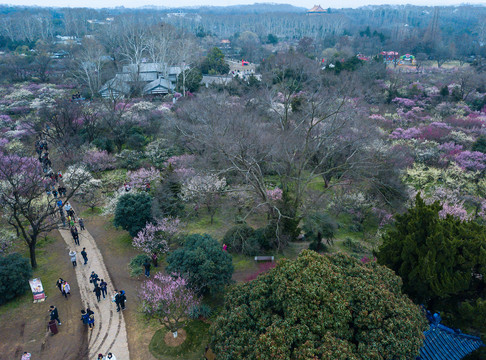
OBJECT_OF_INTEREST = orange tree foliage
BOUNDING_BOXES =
[210,250,427,360]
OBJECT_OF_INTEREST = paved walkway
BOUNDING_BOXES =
[59,217,130,360]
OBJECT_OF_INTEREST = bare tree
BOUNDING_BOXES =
[72,38,109,98]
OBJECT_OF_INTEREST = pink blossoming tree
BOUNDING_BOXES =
[141,273,200,338]
[133,218,180,255]
[127,167,161,189]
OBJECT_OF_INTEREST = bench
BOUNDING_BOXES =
[254,256,274,262]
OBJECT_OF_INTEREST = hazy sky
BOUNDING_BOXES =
[5,0,486,8]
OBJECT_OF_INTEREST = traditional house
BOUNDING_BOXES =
[100,62,185,97]
[307,5,326,15]
[99,75,131,99]
[143,78,174,95]
[418,311,484,359]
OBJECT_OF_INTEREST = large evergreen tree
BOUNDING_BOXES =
[166,234,233,295]
[377,194,486,305]
[114,192,153,237]
[210,250,427,360]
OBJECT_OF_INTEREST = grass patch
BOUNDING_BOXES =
[0,235,61,316]
[149,320,211,360]
[81,207,103,217]
[231,254,257,272]
[113,232,133,250]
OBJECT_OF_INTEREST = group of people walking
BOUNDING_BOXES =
[55,278,71,299]
[34,135,123,360]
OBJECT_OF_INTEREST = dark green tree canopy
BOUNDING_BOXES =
[166,234,234,294]
[200,47,230,75]
[176,68,203,93]
[0,253,32,305]
[114,192,153,237]
[210,250,427,360]
[377,194,486,304]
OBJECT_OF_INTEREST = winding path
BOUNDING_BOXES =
[58,216,130,360]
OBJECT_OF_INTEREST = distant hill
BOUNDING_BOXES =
[160,3,307,14]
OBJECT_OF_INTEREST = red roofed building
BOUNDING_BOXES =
[307,5,327,15]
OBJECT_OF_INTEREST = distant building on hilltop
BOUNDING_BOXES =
[307,5,327,15]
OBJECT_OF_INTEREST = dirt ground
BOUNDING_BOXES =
[0,230,88,360]
[85,214,158,360]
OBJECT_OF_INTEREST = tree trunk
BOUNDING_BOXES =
[29,241,37,268]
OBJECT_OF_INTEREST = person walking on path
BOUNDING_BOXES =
[93,285,102,302]
[81,310,89,326]
[106,353,116,360]
[85,306,95,330]
[81,248,88,265]
[71,226,78,242]
[62,281,71,299]
[143,260,151,278]
[90,271,99,289]
[49,305,61,325]
[113,290,121,312]
[118,290,126,311]
[69,250,77,267]
[88,311,95,330]
[56,278,64,294]
[21,351,31,360]
[79,218,85,231]
[97,354,104,360]
[99,279,107,299]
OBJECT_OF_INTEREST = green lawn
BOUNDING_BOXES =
[0,235,59,316]
[149,320,211,360]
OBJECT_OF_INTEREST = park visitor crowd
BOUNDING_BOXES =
[25,135,126,359]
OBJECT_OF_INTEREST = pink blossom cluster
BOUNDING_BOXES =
[390,127,422,140]
[438,142,463,161]
[133,218,180,254]
[114,102,133,112]
[454,151,486,171]
[372,207,393,227]
[392,97,416,108]
[439,202,470,221]
[266,187,283,201]
[127,167,161,189]
[446,114,486,129]
[418,124,451,141]
[140,273,200,325]
[360,256,376,264]
[84,150,116,172]
[369,114,385,121]
[165,155,196,179]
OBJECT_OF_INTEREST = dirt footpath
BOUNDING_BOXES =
[0,231,88,360]
[85,215,157,360]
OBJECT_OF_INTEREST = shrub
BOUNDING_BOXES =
[249,222,278,251]
[189,304,212,319]
[0,253,32,305]
[114,192,153,237]
[210,251,427,359]
[223,224,259,255]
[166,234,234,295]
[343,237,367,253]
[128,253,151,277]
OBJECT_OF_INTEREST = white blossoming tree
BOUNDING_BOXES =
[181,174,226,224]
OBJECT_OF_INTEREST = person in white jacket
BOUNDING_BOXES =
[62,281,71,299]
[106,353,116,360]
[69,250,77,267]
